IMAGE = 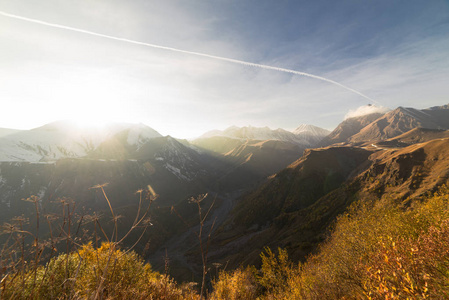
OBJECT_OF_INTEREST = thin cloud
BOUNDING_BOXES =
[0,10,375,103]
[345,105,390,120]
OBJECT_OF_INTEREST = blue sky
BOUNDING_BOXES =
[1,0,448,138]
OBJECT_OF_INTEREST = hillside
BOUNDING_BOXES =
[376,128,449,148]
[349,106,449,143]
[215,139,305,190]
[207,146,373,267]
[231,146,372,227]
[2,103,449,291]
[207,127,449,269]
[208,186,449,299]
[319,113,385,146]
[192,125,327,190]
[319,104,449,147]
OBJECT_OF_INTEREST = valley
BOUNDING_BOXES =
[1,103,449,289]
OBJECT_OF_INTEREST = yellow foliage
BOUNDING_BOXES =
[4,187,449,299]
[210,267,259,300]
[211,186,449,299]
[1,242,199,300]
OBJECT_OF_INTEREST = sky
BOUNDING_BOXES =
[0,0,449,139]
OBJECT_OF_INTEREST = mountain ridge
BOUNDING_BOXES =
[0,122,163,162]
[2,103,449,283]
[320,103,449,146]
[198,124,329,147]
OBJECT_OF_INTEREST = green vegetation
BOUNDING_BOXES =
[2,186,449,298]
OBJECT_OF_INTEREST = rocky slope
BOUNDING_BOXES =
[319,113,385,146]
[350,106,449,143]
[320,104,449,146]
[206,125,449,269]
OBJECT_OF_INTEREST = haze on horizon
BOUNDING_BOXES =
[1,0,448,139]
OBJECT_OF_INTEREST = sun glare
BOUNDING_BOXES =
[67,102,118,129]
[62,78,132,129]
[72,117,111,129]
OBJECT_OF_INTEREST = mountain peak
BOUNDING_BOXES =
[0,121,163,162]
[293,124,330,136]
[428,103,449,110]
[125,124,162,146]
[31,120,80,132]
[344,104,390,120]
[197,125,328,147]
[348,105,448,143]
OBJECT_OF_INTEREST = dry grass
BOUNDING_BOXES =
[0,185,200,299]
[210,186,449,299]
[3,184,449,299]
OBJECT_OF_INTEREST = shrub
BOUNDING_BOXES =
[275,186,449,299]
[210,267,259,300]
[1,242,200,299]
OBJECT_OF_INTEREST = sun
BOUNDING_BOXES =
[72,116,114,129]
[67,104,118,129]
[63,81,131,129]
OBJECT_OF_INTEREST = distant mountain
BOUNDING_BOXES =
[292,124,330,146]
[199,125,328,147]
[319,113,385,146]
[84,128,234,184]
[0,120,236,223]
[216,139,305,190]
[0,137,220,212]
[320,104,449,146]
[190,136,246,155]
[0,128,22,138]
[349,106,449,143]
[123,123,163,147]
[192,124,329,189]
[4,104,449,281]
[0,121,162,162]
[203,103,449,269]
[208,128,449,269]
[426,104,449,127]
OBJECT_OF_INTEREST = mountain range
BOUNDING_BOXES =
[198,124,329,147]
[1,103,449,282]
[203,104,449,270]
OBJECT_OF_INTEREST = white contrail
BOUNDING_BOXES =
[1,10,376,103]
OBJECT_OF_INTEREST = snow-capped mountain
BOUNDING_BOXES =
[292,124,330,145]
[0,121,162,162]
[125,123,162,148]
[138,136,209,182]
[0,128,22,138]
[199,125,329,147]
[293,124,330,136]
[0,122,233,215]
[200,125,297,142]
